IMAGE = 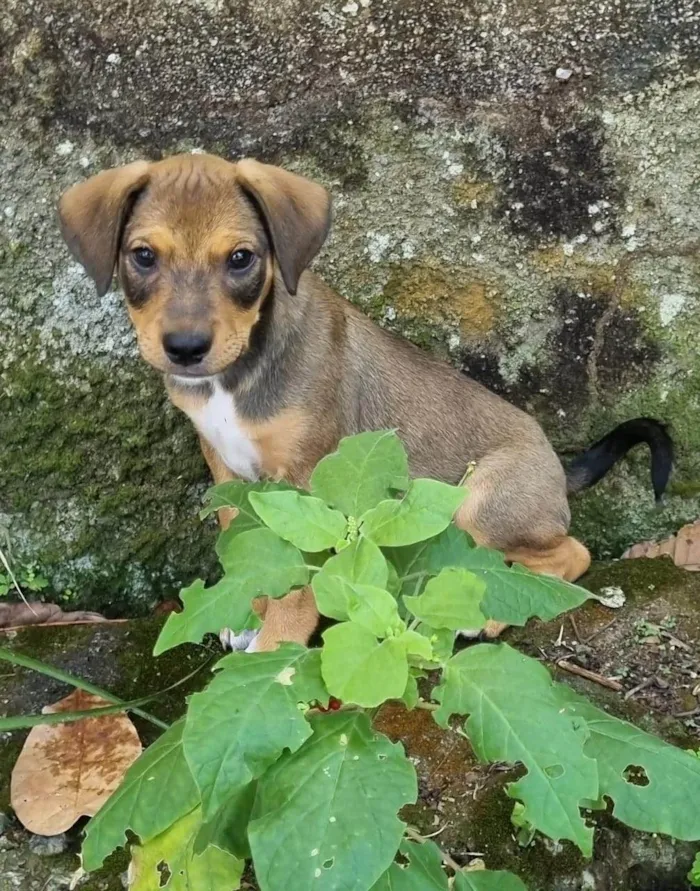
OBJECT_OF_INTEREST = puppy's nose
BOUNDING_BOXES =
[162,331,212,366]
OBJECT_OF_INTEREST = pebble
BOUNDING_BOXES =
[556,67,573,81]
[28,833,69,856]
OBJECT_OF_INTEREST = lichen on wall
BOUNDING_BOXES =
[1,0,699,609]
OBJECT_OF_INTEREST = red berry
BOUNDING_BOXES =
[328,697,342,711]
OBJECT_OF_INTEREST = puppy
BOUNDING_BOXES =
[58,154,672,650]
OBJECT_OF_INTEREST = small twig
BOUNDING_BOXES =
[420,823,450,839]
[624,677,653,701]
[555,624,564,647]
[405,826,463,874]
[673,707,700,718]
[583,618,617,644]
[0,618,129,634]
[556,659,623,692]
[569,615,582,643]
[659,630,692,652]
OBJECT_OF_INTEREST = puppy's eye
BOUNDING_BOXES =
[132,246,156,270]
[228,249,255,272]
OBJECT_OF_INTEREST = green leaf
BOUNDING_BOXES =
[362,480,466,547]
[558,687,700,840]
[322,623,409,707]
[312,536,389,621]
[400,675,420,710]
[434,644,598,855]
[249,711,417,891]
[201,478,293,521]
[249,491,348,552]
[404,567,486,631]
[397,630,433,662]
[155,529,308,654]
[454,870,529,890]
[386,526,477,598]
[416,624,456,664]
[192,782,256,859]
[183,645,326,819]
[347,584,403,636]
[310,430,410,518]
[82,720,200,872]
[130,807,244,891]
[371,840,448,889]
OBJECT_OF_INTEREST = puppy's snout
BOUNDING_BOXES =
[162,331,212,367]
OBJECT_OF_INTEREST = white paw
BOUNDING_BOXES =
[219,628,258,652]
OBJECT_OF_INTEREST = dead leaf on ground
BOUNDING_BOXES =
[0,602,107,629]
[11,689,142,835]
[622,520,700,571]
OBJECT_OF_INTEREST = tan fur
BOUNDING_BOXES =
[58,153,594,655]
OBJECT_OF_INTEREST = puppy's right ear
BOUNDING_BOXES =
[57,161,151,297]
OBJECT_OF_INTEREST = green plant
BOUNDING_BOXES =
[689,851,700,887]
[11,430,700,889]
[0,561,49,597]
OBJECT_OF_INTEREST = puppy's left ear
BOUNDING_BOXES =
[236,159,331,295]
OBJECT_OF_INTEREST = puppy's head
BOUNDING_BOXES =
[58,154,331,377]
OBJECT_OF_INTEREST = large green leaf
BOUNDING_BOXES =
[183,646,327,819]
[347,584,403,637]
[249,711,417,891]
[130,807,244,891]
[371,840,447,889]
[455,870,529,890]
[201,478,294,521]
[557,687,700,840]
[82,720,200,872]
[155,529,308,654]
[310,430,410,518]
[312,537,389,621]
[387,527,589,626]
[361,480,466,547]
[434,644,598,855]
[249,491,348,552]
[322,623,409,707]
[403,567,486,631]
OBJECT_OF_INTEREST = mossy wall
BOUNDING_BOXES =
[1,0,699,611]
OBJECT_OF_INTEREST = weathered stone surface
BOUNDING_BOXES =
[1,0,700,608]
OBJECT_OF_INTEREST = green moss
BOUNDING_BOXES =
[0,338,216,614]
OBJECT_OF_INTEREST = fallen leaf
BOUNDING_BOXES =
[622,520,700,571]
[0,602,107,629]
[11,689,142,835]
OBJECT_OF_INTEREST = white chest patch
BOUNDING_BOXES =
[188,381,261,481]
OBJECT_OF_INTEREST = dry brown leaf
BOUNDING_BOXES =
[622,520,700,571]
[0,602,107,629]
[11,689,142,835]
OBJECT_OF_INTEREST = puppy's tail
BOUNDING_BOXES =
[565,418,673,503]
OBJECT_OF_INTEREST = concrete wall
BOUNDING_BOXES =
[1,0,699,611]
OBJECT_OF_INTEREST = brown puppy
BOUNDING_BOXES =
[58,154,672,650]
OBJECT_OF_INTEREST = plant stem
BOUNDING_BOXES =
[405,825,464,874]
[0,647,172,730]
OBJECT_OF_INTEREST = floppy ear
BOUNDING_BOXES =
[236,159,331,295]
[57,161,151,297]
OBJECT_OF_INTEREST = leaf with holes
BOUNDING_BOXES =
[403,567,486,631]
[82,720,199,872]
[249,491,348,552]
[183,646,327,819]
[310,430,410,518]
[11,690,142,836]
[249,711,417,891]
[371,839,448,889]
[361,480,466,547]
[556,686,700,840]
[434,644,598,855]
[454,870,529,890]
[155,529,308,654]
[129,806,244,891]
[312,537,389,621]
[201,478,294,521]
[321,623,409,707]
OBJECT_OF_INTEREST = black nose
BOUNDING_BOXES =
[162,331,212,366]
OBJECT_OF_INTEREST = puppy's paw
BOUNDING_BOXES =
[219,628,258,652]
[458,620,509,642]
[457,628,484,640]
